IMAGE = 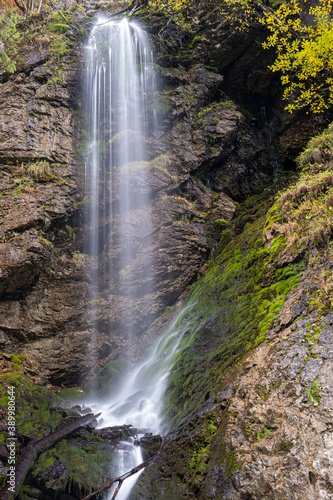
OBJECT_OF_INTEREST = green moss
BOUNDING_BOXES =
[215,228,233,253]
[195,101,237,130]
[305,378,321,406]
[163,187,305,428]
[188,35,208,50]
[38,236,52,249]
[0,473,5,489]
[279,440,293,452]
[17,485,44,500]
[190,444,209,473]
[256,427,272,441]
[0,371,63,438]
[150,93,173,115]
[268,124,333,252]
[58,387,85,404]
[189,412,219,477]
[305,324,322,343]
[206,415,218,433]
[149,154,178,182]
[8,354,25,367]
[47,12,70,33]
[77,196,91,209]
[0,361,112,496]
[33,454,56,476]
[32,439,113,493]
[225,449,241,476]
[48,22,70,33]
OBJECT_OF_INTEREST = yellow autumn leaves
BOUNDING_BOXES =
[260,0,333,113]
[154,0,333,113]
[148,0,191,11]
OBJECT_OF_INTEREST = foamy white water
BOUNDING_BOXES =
[85,304,195,499]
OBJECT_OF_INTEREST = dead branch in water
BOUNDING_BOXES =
[81,435,166,500]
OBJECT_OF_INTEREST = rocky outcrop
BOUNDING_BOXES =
[0,231,49,299]
[0,43,88,383]
[0,68,77,165]
[148,63,271,199]
[145,4,331,172]
[209,303,333,499]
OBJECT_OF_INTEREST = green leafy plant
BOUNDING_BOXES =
[256,427,272,442]
[267,125,333,252]
[225,449,241,476]
[27,160,51,180]
[0,6,19,74]
[305,378,321,405]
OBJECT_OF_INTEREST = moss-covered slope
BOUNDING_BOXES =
[162,181,305,429]
[133,124,333,499]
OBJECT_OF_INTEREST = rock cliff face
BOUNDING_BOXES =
[0,45,88,384]
[132,124,333,498]
[133,260,333,499]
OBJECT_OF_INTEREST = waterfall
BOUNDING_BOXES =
[84,17,156,374]
[84,16,160,499]
[84,15,194,499]
[86,303,195,499]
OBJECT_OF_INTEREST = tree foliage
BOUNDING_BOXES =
[0,0,78,78]
[260,0,333,113]
[148,0,190,10]
[149,0,333,114]
[0,3,20,73]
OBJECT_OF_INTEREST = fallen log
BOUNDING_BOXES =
[81,435,166,500]
[0,412,100,500]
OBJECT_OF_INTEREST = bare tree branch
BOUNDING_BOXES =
[81,435,166,500]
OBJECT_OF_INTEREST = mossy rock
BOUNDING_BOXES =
[58,387,85,405]
[30,439,113,497]
[0,371,63,438]
[16,485,44,500]
[162,186,306,428]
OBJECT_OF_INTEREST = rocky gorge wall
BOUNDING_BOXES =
[0,2,332,498]
[0,4,276,384]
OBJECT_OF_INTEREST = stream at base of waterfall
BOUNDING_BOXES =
[86,304,195,499]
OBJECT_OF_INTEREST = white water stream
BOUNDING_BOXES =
[83,16,190,499]
[87,304,194,499]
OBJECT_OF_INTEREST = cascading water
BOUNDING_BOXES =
[87,304,195,499]
[83,16,163,499]
[84,15,197,499]
[84,17,156,374]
